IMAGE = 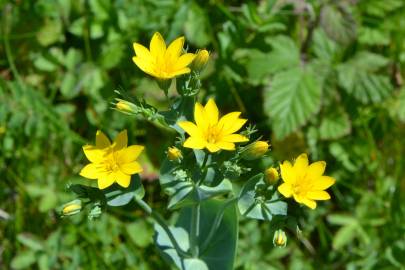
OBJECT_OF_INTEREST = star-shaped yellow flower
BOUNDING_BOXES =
[132,32,195,79]
[278,153,336,209]
[79,130,144,189]
[178,99,249,153]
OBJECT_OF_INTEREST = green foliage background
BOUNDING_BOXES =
[1,0,405,269]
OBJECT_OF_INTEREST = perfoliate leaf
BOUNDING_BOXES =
[264,66,322,139]
[238,174,287,221]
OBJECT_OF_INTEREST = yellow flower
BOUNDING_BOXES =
[80,130,144,189]
[264,167,279,185]
[178,99,249,153]
[167,146,183,162]
[132,32,195,79]
[278,153,335,209]
[192,49,209,71]
[241,141,269,160]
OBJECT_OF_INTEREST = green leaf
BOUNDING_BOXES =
[319,107,351,140]
[264,66,322,139]
[332,224,358,250]
[106,175,145,206]
[238,174,287,221]
[11,250,37,269]
[36,18,63,46]
[60,73,79,99]
[395,87,405,122]
[185,3,211,47]
[359,27,390,46]
[127,220,154,247]
[337,51,392,104]
[312,29,338,62]
[17,233,44,251]
[266,35,300,73]
[320,3,356,44]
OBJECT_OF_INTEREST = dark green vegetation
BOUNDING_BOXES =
[1,0,405,269]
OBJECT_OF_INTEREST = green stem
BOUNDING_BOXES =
[200,197,237,254]
[190,203,200,257]
[134,198,190,258]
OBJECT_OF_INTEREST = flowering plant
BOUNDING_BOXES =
[61,32,335,270]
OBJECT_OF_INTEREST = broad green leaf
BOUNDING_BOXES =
[176,199,238,270]
[106,175,145,206]
[266,35,300,73]
[264,66,322,139]
[36,18,63,46]
[319,107,351,140]
[337,51,392,104]
[332,223,358,250]
[312,29,338,62]
[127,220,153,247]
[60,73,79,99]
[17,233,44,251]
[359,27,390,46]
[11,250,37,269]
[238,174,287,221]
[185,3,211,47]
[320,3,356,44]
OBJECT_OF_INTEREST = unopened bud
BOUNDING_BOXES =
[116,100,134,113]
[192,49,209,72]
[273,229,287,247]
[264,167,279,185]
[61,200,82,216]
[167,147,183,162]
[241,141,269,160]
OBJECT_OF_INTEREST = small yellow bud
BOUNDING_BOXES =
[265,167,279,185]
[241,141,270,160]
[116,101,133,113]
[192,49,209,72]
[273,229,287,247]
[167,147,183,162]
[0,126,6,135]
[62,200,82,216]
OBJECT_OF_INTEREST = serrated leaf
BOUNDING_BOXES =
[264,66,322,139]
[267,35,300,73]
[312,29,338,62]
[319,107,351,140]
[337,51,392,104]
[320,3,356,44]
[359,27,390,46]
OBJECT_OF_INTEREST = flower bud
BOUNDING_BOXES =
[273,229,287,247]
[116,100,134,113]
[192,49,209,72]
[61,200,82,216]
[241,141,269,160]
[265,167,279,185]
[167,147,183,162]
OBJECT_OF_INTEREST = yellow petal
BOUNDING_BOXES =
[98,173,115,189]
[184,137,206,149]
[165,36,184,61]
[118,145,144,164]
[133,43,152,60]
[174,53,195,70]
[278,183,293,198]
[132,56,156,76]
[113,130,128,150]
[308,161,326,179]
[307,191,331,200]
[216,141,235,151]
[165,68,191,77]
[312,176,336,190]
[150,32,166,58]
[279,160,296,184]
[294,153,309,171]
[115,171,131,188]
[82,145,105,163]
[221,134,249,143]
[206,143,220,153]
[301,198,317,209]
[194,102,208,130]
[95,130,111,148]
[178,121,201,137]
[218,113,247,135]
[120,162,143,175]
[204,98,219,125]
[79,163,99,179]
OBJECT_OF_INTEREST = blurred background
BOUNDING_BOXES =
[1,0,405,269]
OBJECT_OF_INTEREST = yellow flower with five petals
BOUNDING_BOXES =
[132,32,195,79]
[278,153,335,209]
[178,99,249,153]
[80,130,144,189]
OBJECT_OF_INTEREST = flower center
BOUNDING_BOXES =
[103,153,120,173]
[205,125,221,144]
